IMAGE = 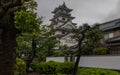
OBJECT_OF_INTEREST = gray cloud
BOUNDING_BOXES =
[104,0,120,22]
[35,0,119,26]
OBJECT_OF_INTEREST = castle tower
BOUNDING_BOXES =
[50,2,77,49]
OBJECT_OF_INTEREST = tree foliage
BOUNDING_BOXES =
[15,1,58,71]
[14,58,26,75]
[36,26,57,56]
[14,0,41,36]
[82,24,104,55]
[15,0,41,53]
[72,24,104,55]
[15,0,42,72]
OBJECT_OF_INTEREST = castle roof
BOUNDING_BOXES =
[50,14,75,21]
[52,2,73,13]
[56,27,71,32]
[58,20,77,27]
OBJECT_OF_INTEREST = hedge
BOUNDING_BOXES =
[31,61,120,75]
[93,47,109,55]
[31,61,74,74]
[77,68,120,75]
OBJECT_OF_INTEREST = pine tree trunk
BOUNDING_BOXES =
[0,0,21,74]
[26,38,37,73]
[72,35,84,75]
[0,25,16,74]
[0,7,17,75]
[72,24,90,75]
[0,29,16,75]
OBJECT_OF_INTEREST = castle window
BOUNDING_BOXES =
[62,18,66,21]
[62,31,65,34]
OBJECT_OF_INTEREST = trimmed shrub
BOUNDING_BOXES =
[31,61,74,74]
[14,58,26,75]
[31,61,58,74]
[93,47,109,55]
[57,62,74,74]
[77,68,120,75]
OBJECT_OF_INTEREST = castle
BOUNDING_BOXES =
[50,2,77,50]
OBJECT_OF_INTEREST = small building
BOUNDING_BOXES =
[50,2,77,50]
[99,18,120,55]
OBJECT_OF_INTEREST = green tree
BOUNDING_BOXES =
[72,24,103,55]
[72,24,90,75]
[82,24,104,55]
[36,26,57,57]
[71,24,104,75]
[17,25,57,71]
[0,0,44,74]
[15,0,42,72]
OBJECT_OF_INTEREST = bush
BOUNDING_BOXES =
[31,61,58,74]
[14,58,26,75]
[77,68,120,75]
[57,62,74,74]
[93,47,109,55]
[52,51,64,57]
[31,61,74,74]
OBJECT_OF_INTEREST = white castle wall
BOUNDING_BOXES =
[46,56,120,70]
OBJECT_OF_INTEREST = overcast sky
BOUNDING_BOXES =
[35,0,120,26]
